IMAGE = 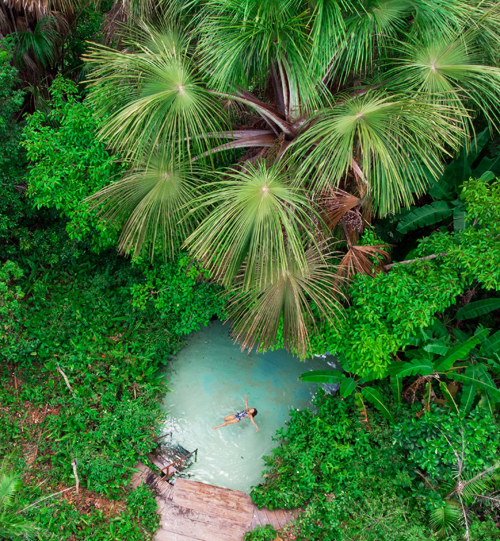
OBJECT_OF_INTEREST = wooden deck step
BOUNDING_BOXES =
[250,505,299,531]
[148,453,170,470]
[131,463,298,541]
[158,503,247,541]
[148,453,179,479]
[158,442,194,464]
[156,532,198,541]
[172,480,255,523]
[174,479,251,502]
[130,461,174,502]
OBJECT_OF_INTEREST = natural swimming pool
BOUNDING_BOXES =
[159,321,334,493]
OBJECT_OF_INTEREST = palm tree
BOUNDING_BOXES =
[11,15,66,80]
[0,473,38,539]
[427,431,500,541]
[84,1,500,355]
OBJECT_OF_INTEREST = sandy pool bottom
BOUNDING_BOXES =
[159,321,333,493]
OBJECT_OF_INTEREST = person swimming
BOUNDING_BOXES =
[212,394,259,432]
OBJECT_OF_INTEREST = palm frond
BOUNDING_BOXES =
[0,513,39,539]
[0,474,20,511]
[292,92,465,216]
[87,154,204,260]
[12,15,64,69]
[307,0,348,80]
[410,0,475,38]
[84,23,229,164]
[334,0,413,81]
[185,160,318,290]
[196,0,324,116]
[429,500,461,538]
[227,244,344,357]
[388,31,500,132]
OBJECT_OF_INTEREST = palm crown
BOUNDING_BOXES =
[84,0,500,355]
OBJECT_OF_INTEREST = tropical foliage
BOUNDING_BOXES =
[249,391,500,540]
[0,49,223,538]
[82,0,500,354]
[22,76,123,250]
[1,2,500,541]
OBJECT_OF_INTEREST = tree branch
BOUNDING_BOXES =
[476,495,500,504]
[72,459,79,496]
[18,486,76,514]
[56,362,74,395]
[385,253,447,271]
[458,494,470,541]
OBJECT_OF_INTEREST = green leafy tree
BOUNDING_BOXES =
[0,45,27,249]
[83,1,500,353]
[22,77,124,251]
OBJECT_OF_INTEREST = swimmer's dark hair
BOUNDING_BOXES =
[251,408,258,417]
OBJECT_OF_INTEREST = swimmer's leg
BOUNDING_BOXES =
[212,419,239,429]
[224,414,236,421]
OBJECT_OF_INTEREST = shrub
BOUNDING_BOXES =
[244,524,277,541]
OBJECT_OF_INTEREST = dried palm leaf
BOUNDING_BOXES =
[3,0,78,18]
[318,188,360,229]
[337,244,390,281]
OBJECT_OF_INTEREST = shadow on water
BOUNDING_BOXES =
[159,320,337,493]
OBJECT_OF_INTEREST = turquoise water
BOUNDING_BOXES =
[159,321,333,493]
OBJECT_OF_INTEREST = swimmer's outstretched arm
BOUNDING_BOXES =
[250,415,259,432]
[245,394,249,411]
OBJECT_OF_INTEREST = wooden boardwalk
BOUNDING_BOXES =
[131,462,298,541]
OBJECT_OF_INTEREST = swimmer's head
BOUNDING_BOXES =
[250,408,258,417]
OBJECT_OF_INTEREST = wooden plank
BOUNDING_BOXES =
[254,507,269,527]
[130,461,152,484]
[246,506,297,534]
[148,453,170,470]
[173,485,254,516]
[172,490,253,525]
[172,487,254,518]
[264,508,282,531]
[249,509,260,530]
[161,502,245,529]
[266,510,280,531]
[156,530,198,541]
[175,479,251,501]
[274,509,287,530]
[173,482,254,509]
[159,504,246,541]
